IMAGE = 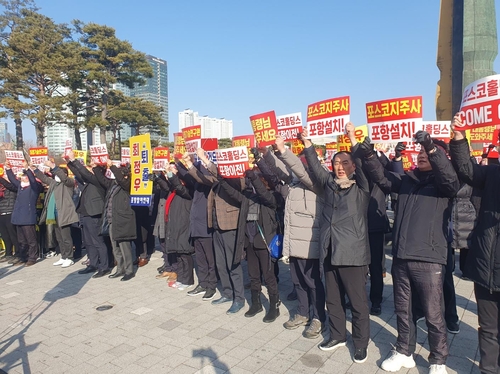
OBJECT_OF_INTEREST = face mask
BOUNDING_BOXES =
[21,181,30,188]
[54,175,61,183]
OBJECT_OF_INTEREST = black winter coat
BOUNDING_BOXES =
[449,138,500,291]
[304,144,371,266]
[364,147,459,265]
[67,160,106,217]
[94,165,137,242]
[0,177,17,214]
[157,174,194,255]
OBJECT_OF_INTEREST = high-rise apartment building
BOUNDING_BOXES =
[178,109,233,139]
[0,122,9,144]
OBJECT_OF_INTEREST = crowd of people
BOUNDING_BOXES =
[0,114,499,374]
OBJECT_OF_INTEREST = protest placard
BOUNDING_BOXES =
[291,139,305,155]
[455,74,500,131]
[64,139,73,158]
[153,147,170,171]
[89,144,108,165]
[73,150,87,165]
[121,147,130,165]
[366,96,423,143]
[421,121,451,140]
[130,134,153,206]
[183,125,202,153]
[29,147,48,166]
[336,125,368,152]
[215,146,249,178]
[250,111,278,147]
[276,112,303,141]
[306,96,350,140]
[232,135,256,149]
[5,150,25,174]
[173,132,186,159]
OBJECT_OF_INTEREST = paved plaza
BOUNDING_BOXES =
[0,250,481,374]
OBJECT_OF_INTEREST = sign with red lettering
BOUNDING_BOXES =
[276,112,303,141]
[173,132,186,159]
[456,74,500,131]
[250,111,278,147]
[366,96,423,143]
[182,125,202,153]
[291,139,305,155]
[64,139,73,158]
[421,121,451,141]
[29,147,48,166]
[5,150,25,174]
[215,146,250,178]
[325,142,338,166]
[306,96,350,139]
[121,147,130,165]
[337,125,368,152]
[153,147,170,171]
[89,144,108,165]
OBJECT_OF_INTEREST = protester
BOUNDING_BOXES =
[34,160,79,268]
[361,130,459,374]
[6,161,43,266]
[94,159,137,281]
[449,115,500,374]
[0,172,19,263]
[188,148,246,315]
[66,152,109,278]
[302,124,371,364]
[275,135,327,338]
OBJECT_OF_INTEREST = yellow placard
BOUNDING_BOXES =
[129,134,153,206]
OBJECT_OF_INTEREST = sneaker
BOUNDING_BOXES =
[53,258,65,266]
[177,283,193,291]
[46,251,57,258]
[303,318,324,339]
[168,281,181,288]
[202,289,216,301]
[226,301,245,314]
[61,259,74,268]
[319,339,347,352]
[354,347,368,364]
[187,285,206,296]
[283,314,310,330]
[211,296,232,305]
[429,364,448,374]
[446,322,460,334]
[381,350,416,372]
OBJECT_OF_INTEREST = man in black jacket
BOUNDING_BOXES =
[361,131,459,374]
[449,115,500,374]
[66,151,109,278]
[302,123,371,364]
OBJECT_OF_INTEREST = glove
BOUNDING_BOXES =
[394,142,406,158]
[359,137,375,158]
[245,169,256,179]
[250,147,261,162]
[414,131,435,153]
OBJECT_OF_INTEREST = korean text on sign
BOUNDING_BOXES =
[466,126,498,143]
[121,147,130,165]
[153,147,170,171]
[89,144,109,165]
[276,112,303,141]
[421,121,451,140]
[232,135,256,149]
[173,132,186,159]
[366,96,423,143]
[130,133,153,206]
[250,111,278,147]
[215,146,249,178]
[306,96,350,139]
[73,150,87,165]
[457,74,500,131]
[64,139,73,158]
[182,125,202,142]
[29,147,48,166]
[5,150,25,174]
[337,125,368,152]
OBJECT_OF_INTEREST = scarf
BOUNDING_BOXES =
[334,177,356,189]
[46,192,57,225]
[164,191,176,222]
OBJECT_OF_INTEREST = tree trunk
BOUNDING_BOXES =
[100,88,108,145]
[35,125,44,146]
[14,116,23,150]
[74,127,82,150]
[118,127,122,160]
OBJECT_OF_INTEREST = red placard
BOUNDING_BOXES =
[232,135,256,148]
[306,96,350,139]
[173,132,186,159]
[250,111,278,147]
[215,146,250,178]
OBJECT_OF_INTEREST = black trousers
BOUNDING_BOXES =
[213,229,245,303]
[82,216,109,271]
[475,283,500,374]
[0,214,18,257]
[290,257,326,322]
[392,258,448,365]
[71,226,82,259]
[443,245,459,325]
[109,224,134,275]
[459,248,469,274]
[16,225,38,262]
[54,224,74,259]
[246,243,278,296]
[176,253,194,285]
[324,260,370,349]
[193,237,217,290]
[368,231,385,307]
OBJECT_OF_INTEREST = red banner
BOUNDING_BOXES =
[173,132,186,159]
[250,111,278,147]
[232,135,256,149]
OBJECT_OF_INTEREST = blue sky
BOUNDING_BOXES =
[4,0,500,142]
